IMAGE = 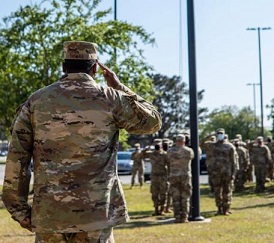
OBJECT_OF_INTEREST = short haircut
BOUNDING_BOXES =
[64,59,96,74]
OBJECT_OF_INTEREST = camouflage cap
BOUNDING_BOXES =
[64,41,97,60]
[176,134,185,142]
[257,136,263,141]
[235,134,242,139]
[153,138,162,145]
[134,143,140,148]
[216,128,225,134]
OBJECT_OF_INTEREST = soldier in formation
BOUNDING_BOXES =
[144,139,169,216]
[204,135,216,194]
[130,143,145,188]
[266,136,274,181]
[162,138,173,213]
[234,139,249,192]
[201,128,238,216]
[167,134,194,223]
[2,41,162,242]
[247,136,272,193]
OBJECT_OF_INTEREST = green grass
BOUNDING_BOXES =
[1,182,274,242]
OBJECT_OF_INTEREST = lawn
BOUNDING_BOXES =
[1,181,274,242]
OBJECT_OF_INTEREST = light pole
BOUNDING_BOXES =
[114,0,117,20]
[246,27,271,137]
[247,83,260,131]
[187,0,204,222]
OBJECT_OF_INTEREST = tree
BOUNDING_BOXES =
[199,105,267,141]
[0,0,156,146]
[147,73,207,138]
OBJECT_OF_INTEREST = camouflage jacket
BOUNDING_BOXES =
[167,145,194,177]
[248,144,272,166]
[131,149,144,167]
[146,150,169,176]
[2,73,161,233]
[236,146,249,171]
[201,141,238,176]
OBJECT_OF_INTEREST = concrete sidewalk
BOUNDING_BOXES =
[0,156,6,164]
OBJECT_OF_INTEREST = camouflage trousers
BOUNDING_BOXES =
[131,165,144,187]
[169,176,192,220]
[150,174,168,207]
[211,172,233,208]
[235,170,246,191]
[35,228,114,243]
[254,164,267,192]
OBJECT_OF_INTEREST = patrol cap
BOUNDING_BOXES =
[176,134,185,142]
[153,138,162,145]
[216,128,225,134]
[64,41,97,60]
[235,134,242,139]
[134,143,140,148]
[257,136,263,141]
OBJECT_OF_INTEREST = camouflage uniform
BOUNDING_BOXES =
[201,128,238,215]
[130,143,144,188]
[248,137,272,192]
[202,136,216,194]
[162,138,172,213]
[266,137,274,180]
[145,139,169,215]
[167,134,194,223]
[234,142,249,192]
[2,41,162,241]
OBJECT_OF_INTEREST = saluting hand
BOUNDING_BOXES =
[97,61,121,88]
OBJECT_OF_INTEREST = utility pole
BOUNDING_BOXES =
[246,27,271,137]
[114,0,117,20]
[187,0,204,221]
[246,83,260,132]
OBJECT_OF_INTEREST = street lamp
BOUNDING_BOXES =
[114,0,117,20]
[246,83,260,131]
[246,27,271,137]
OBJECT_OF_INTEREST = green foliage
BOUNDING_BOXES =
[149,73,208,138]
[0,0,155,140]
[266,98,274,138]
[199,105,262,141]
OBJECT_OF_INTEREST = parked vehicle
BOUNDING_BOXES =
[144,158,151,182]
[117,151,133,175]
[199,152,207,174]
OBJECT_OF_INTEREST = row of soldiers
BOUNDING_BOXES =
[130,135,193,223]
[201,128,274,216]
[203,131,274,194]
[130,129,274,220]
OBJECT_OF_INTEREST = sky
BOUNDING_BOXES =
[1,0,274,128]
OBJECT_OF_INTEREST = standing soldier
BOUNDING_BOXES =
[236,134,252,183]
[144,139,169,216]
[201,135,216,194]
[167,134,194,223]
[234,139,249,192]
[266,136,274,181]
[244,139,253,182]
[2,41,162,242]
[162,138,172,213]
[130,143,145,188]
[248,136,272,193]
[201,128,238,216]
